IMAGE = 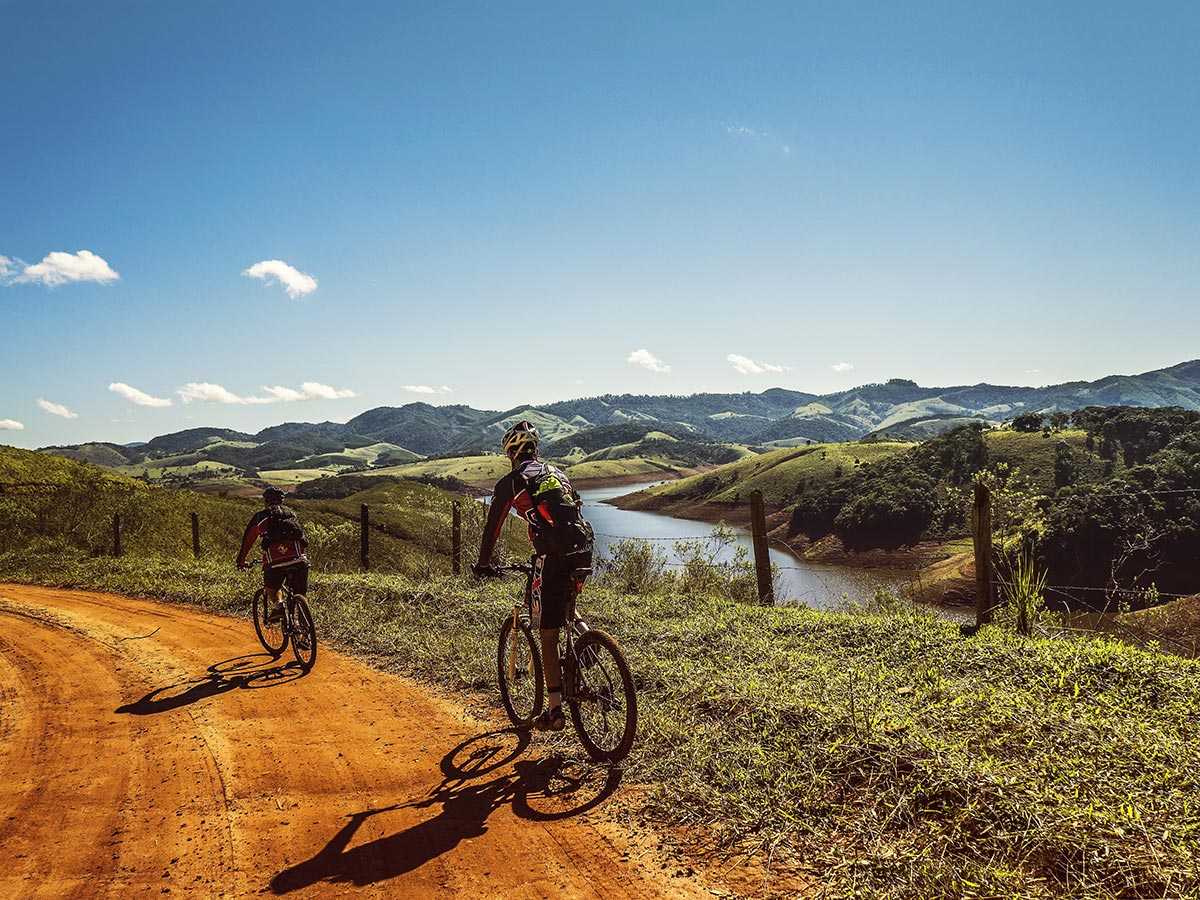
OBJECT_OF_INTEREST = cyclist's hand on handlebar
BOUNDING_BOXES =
[472,562,501,579]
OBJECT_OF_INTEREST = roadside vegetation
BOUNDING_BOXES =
[1,548,1197,897]
[5,431,1200,895]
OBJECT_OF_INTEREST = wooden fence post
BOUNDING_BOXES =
[451,501,462,575]
[112,513,122,557]
[973,482,994,627]
[749,489,775,605]
[360,504,370,572]
[190,512,200,558]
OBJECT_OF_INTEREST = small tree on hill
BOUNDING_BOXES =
[1054,440,1079,489]
[1012,413,1046,432]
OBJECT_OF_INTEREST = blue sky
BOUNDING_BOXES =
[3,1,1198,449]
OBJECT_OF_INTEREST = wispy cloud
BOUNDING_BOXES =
[831,362,855,373]
[727,353,790,375]
[722,122,792,157]
[242,259,318,298]
[627,349,671,374]
[4,250,120,287]
[37,398,78,419]
[109,382,173,407]
[402,385,453,395]
[179,381,356,404]
[0,419,24,430]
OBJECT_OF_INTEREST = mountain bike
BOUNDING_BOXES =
[247,560,318,671]
[491,557,637,763]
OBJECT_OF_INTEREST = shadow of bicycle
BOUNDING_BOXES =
[116,653,307,715]
[269,727,623,893]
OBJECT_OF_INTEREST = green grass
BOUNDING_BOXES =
[0,444,513,575]
[367,454,514,487]
[984,429,1105,491]
[625,441,913,511]
[2,551,1197,897]
[565,456,685,481]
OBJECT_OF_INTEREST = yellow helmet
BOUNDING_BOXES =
[501,420,540,460]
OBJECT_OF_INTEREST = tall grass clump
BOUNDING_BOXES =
[996,542,1049,636]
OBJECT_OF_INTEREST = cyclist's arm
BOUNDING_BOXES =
[477,475,517,567]
[236,513,267,568]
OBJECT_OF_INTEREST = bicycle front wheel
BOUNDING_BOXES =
[497,613,543,727]
[289,595,318,671]
[253,588,288,655]
[567,629,637,763]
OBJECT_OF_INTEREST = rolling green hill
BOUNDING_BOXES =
[0,444,514,575]
[36,358,1200,482]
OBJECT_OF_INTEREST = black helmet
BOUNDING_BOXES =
[501,420,540,461]
[263,486,285,505]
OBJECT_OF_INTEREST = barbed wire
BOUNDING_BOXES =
[991,573,1196,655]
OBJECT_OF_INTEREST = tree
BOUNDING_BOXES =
[1012,413,1046,433]
[1049,411,1071,431]
[1053,441,1078,489]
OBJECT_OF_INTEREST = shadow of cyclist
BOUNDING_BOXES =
[268,727,623,894]
[115,653,306,716]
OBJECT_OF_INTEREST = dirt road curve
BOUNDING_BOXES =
[0,585,706,899]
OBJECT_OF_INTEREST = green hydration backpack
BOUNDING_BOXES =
[517,460,594,558]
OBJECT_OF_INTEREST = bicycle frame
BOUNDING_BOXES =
[503,555,586,700]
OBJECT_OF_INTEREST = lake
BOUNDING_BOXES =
[579,483,908,610]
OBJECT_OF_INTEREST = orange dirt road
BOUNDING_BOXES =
[0,584,707,899]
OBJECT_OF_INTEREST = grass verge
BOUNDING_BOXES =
[1,551,1197,898]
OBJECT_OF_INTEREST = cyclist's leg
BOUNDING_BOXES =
[263,567,286,622]
[287,562,310,598]
[535,555,570,731]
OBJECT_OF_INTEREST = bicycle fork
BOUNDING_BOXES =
[508,605,521,682]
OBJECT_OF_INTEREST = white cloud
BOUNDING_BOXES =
[261,382,357,402]
[298,381,356,400]
[831,362,855,373]
[178,382,274,405]
[242,259,318,298]
[109,382,173,407]
[402,385,453,395]
[179,381,356,404]
[261,385,306,402]
[0,419,24,430]
[727,353,790,375]
[627,349,671,374]
[10,250,120,287]
[37,398,78,419]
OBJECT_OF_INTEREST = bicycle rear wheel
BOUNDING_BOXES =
[289,595,318,671]
[567,629,637,763]
[497,613,544,727]
[253,588,288,655]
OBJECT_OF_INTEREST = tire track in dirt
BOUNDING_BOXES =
[0,584,710,898]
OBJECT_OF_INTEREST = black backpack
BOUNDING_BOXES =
[521,462,594,557]
[264,505,306,545]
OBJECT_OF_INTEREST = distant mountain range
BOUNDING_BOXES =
[39,359,1200,472]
